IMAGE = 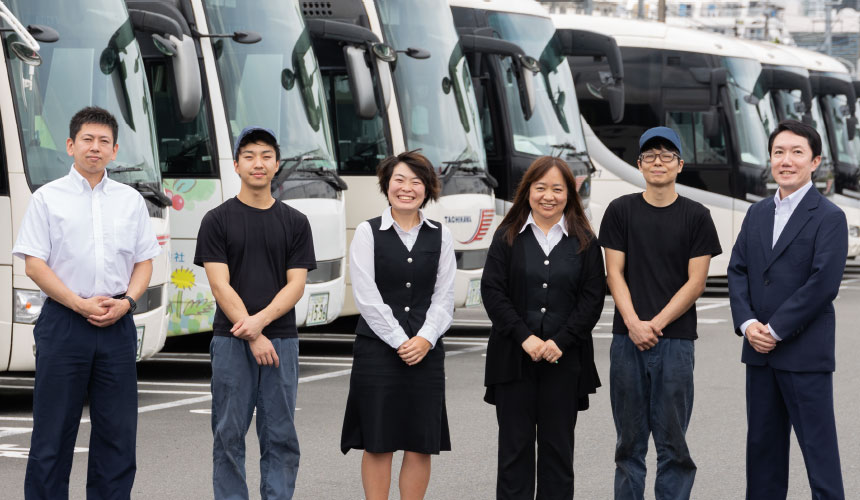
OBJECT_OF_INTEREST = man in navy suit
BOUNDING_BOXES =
[728,119,847,499]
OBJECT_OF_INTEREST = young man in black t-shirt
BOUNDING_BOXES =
[598,127,721,500]
[194,127,316,500]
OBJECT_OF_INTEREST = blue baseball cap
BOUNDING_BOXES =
[233,126,278,159]
[638,126,683,156]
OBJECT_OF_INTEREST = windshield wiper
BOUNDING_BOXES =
[107,165,143,174]
[551,142,589,160]
[294,166,348,191]
[441,158,498,189]
[274,151,347,191]
[127,181,172,208]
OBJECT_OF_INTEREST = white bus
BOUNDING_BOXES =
[2,0,171,371]
[448,0,625,222]
[742,40,860,258]
[124,0,346,335]
[302,0,496,314]
[554,14,781,280]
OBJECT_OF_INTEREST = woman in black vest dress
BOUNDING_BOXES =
[481,156,605,499]
[341,151,455,500]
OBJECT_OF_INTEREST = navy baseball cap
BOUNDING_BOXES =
[638,126,683,156]
[233,126,278,158]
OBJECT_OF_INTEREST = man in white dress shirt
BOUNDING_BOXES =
[13,107,160,500]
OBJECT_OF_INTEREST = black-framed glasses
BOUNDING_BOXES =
[639,152,679,163]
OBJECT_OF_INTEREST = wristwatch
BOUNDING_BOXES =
[121,295,137,314]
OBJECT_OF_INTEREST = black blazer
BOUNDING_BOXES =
[481,226,605,408]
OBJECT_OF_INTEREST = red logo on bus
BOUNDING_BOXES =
[459,209,495,244]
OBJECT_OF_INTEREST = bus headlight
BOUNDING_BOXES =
[850,225,860,238]
[13,289,45,324]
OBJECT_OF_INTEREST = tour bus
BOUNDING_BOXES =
[301,0,496,313]
[743,41,860,258]
[448,0,625,220]
[124,0,346,335]
[554,14,780,279]
[2,0,170,371]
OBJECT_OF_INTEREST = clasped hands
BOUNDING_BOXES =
[745,321,776,354]
[398,336,431,366]
[521,335,562,363]
[77,296,130,328]
[231,314,281,367]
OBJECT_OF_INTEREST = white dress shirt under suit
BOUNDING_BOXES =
[13,166,161,297]
[350,207,456,349]
[519,212,568,255]
[740,180,814,341]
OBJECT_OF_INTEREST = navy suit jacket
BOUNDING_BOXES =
[727,187,847,372]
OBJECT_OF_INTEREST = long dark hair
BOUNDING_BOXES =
[500,156,593,251]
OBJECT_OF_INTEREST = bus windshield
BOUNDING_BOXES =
[375,0,487,171]
[6,0,161,191]
[203,0,336,176]
[822,94,858,168]
[723,56,770,167]
[487,12,587,158]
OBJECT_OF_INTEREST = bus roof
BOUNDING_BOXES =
[741,40,806,69]
[771,43,850,74]
[448,0,549,18]
[552,14,754,59]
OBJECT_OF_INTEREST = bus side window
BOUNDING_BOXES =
[146,61,217,178]
[666,110,727,165]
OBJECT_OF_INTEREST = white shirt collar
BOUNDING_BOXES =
[774,180,814,211]
[379,206,437,231]
[519,212,568,236]
[68,164,110,193]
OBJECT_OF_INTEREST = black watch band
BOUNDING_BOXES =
[122,295,137,314]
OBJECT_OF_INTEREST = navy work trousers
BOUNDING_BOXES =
[25,298,138,500]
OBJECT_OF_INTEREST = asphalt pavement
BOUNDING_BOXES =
[2,274,860,499]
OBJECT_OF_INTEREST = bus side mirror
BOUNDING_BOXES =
[344,45,378,119]
[605,84,624,123]
[702,108,721,139]
[848,116,858,141]
[169,34,203,122]
[519,66,536,121]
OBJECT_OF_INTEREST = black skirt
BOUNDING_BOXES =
[340,334,451,455]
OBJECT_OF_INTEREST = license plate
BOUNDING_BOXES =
[136,326,145,361]
[465,279,482,307]
[306,292,329,326]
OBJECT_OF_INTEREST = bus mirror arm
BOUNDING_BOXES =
[555,28,625,122]
[458,34,536,119]
[689,67,726,107]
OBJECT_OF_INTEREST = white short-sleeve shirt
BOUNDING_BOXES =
[12,166,162,298]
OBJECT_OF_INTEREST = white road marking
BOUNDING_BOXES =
[138,390,210,395]
[0,428,34,438]
[0,444,86,459]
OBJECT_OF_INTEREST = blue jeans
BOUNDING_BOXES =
[610,335,696,500]
[210,336,300,500]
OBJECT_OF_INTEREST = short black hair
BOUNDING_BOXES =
[69,106,118,145]
[768,119,821,158]
[639,137,680,156]
[235,130,281,162]
[376,150,440,209]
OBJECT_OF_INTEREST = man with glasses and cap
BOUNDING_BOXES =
[195,126,316,499]
[598,126,722,499]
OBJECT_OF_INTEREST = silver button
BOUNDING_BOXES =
[540,307,546,313]
[406,282,411,288]
[407,257,413,263]
[405,306,410,312]
[544,259,549,265]
[542,283,547,289]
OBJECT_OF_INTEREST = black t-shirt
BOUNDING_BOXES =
[598,193,721,340]
[194,197,317,339]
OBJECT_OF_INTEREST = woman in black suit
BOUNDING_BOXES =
[481,156,605,499]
